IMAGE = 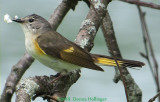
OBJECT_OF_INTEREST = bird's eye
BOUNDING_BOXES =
[28,18,34,22]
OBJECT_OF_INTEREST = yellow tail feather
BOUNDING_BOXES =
[92,54,145,68]
[96,57,124,67]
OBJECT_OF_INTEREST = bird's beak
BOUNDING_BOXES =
[12,19,24,23]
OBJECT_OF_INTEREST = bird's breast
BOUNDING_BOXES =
[24,33,80,72]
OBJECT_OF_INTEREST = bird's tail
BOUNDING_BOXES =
[92,54,145,68]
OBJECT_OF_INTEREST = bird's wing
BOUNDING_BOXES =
[36,31,104,71]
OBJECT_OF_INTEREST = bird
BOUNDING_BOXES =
[12,14,144,74]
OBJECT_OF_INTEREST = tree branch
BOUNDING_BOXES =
[101,11,122,83]
[16,72,80,102]
[49,0,79,30]
[87,1,142,101]
[102,10,142,102]
[75,0,109,51]
[120,0,160,10]
[0,53,34,102]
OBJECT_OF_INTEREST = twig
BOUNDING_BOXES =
[137,5,160,101]
[137,7,156,84]
[120,0,160,10]
[149,91,160,102]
